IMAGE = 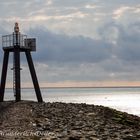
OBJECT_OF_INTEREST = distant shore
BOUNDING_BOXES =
[5,86,140,89]
[0,101,140,139]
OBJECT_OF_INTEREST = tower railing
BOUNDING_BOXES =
[2,34,27,48]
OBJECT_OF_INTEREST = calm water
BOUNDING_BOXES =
[4,87,140,116]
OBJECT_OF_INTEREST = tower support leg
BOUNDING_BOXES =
[25,51,43,102]
[14,48,21,102]
[0,51,9,102]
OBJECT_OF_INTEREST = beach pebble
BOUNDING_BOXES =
[0,101,140,139]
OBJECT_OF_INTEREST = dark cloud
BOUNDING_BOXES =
[27,27,112,63]
[17,22,140,82]
[98,20,140,62]
[116,22,140,62]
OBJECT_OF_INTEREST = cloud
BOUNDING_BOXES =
[85,4,100,9]
[0,0,140,84]
[116,23,140,62]
[27,27,112,63]
[113,6,133,19]
[98,19,140,62]
[113,6,140,20]
[24,23,140,83]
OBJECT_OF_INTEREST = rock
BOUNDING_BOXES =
[79,110,84,114]
[69,136,81,140]
[122,135,137,140]
[32,123,37,127]
[86,131,96,136]
[45,118,50,121]
[0,101,140,139]
[87,112,95,117]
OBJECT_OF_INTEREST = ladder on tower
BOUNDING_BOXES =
[12,53,22,98]
[13,66,16,97]
[11,54,16,97]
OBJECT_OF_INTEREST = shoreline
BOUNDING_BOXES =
[3,87,140,117]
[0,101,140,139]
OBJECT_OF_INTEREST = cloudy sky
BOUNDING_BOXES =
[0,0,140,87]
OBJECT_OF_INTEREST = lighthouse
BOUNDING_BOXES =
[0,23,43,102]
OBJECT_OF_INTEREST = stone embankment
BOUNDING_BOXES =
[0,101,140,140]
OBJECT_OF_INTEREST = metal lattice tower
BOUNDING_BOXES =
[0,23,43,102]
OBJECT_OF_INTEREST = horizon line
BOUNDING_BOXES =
[5,85,140,89]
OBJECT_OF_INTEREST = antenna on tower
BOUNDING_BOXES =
[0,23,43,102]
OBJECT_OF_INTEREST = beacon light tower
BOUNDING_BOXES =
[0,23,43,102]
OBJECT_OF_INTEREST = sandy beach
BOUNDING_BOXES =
[0,101,140,140]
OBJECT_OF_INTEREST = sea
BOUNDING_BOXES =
[4,87,140,117]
